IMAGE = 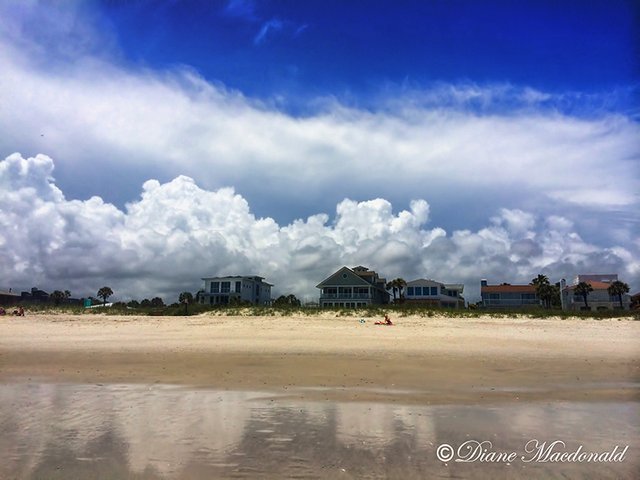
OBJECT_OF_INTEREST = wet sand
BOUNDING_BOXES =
[1,313,638,404]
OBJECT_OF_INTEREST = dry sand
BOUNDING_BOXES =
[0,312,638,404]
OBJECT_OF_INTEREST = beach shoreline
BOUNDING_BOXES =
[1,313,638,405]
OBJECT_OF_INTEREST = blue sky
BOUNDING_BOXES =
[98,0,637,110]
[0,0,638,301]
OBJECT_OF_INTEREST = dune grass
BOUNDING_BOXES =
[4,301,636,320]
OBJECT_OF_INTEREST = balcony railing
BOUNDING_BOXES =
[320,293,372,299]
[482,299,539,306]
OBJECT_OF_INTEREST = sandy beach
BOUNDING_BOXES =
[2,312,639,479]
[1,312,638,404]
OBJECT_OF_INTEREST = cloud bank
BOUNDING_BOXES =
[0,2,638,302]
[0,1,638,231]
[1,153,637,303]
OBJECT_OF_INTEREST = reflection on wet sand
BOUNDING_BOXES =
[0,382,637,479]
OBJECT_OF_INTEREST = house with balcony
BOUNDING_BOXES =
[404,279,465,308]
[317,266,390,308]
[200,275,272,306]
[480,279,540,308]
[560,274,631,311]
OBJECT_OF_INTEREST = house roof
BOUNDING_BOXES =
[407,278,444,287]
[316,266,373,288]
[201,276,273,286]
[0,290,21,297]
[564,281,615,291]
[202,275,265,280]
[481,284,537,294]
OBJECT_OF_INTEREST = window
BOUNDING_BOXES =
[235,281,241,293]
[338,287,352,296]
[355,287,369,298]
[407,287,414,296]
[210,282,219,293]
[221,282,230,293]
[430,287,438,296]
[489,293,500,300]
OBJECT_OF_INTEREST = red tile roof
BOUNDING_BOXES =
[565,281,615,291]
[481,284,537,294]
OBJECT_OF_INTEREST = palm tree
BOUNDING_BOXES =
[574,282,593,310]
[607,281,630,309]
[386,281,398,303]
[97,286,113,306]
[395,278,407,302]
[531,274,551,308]
[179,291,194,315]
[50,290,65,306]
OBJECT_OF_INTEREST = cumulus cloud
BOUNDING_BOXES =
[1,153,637,303]
[0,0,637,234]
[0,2,638,301]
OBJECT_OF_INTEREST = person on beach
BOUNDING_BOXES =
[375,314,393,326]
[0,307,5,315]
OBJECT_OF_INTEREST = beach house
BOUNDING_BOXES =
[200,276,272,306]
[0,289,21,306]
[316,266,390,308]
[480,279,540,308]
[560,274,631,311]
[404,279,465,308]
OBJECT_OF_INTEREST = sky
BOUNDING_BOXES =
[0,0,638,303]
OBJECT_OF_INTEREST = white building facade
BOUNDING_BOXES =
[560,274,631,311]
[405,279,465,308]
[200,276,272,306]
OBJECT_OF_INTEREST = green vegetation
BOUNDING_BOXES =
[574,282,594,310]
[97,286,113,306]
[272,294,301,307]
[178,291,194,315]
[7,295,637,321]
[607,280,630,309]
[386,278,407,303]
[530,274,560,308]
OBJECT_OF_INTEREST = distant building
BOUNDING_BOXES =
[631,292,640,310]
[404,279,465,308]
[0,289,21,306]
[560,274,631,311]
[199,276,272,306]
[20,287,50,303]
[480,279,540,309]
[571,274,618,285]
[317,266,390,308]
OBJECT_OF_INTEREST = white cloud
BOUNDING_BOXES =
[254,18,284,45]
[1,153,638,303]
[0,8,638,226]
[0,2,638,302]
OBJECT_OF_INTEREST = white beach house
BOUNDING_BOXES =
[404,279,465,308]
[200,276,272,306]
